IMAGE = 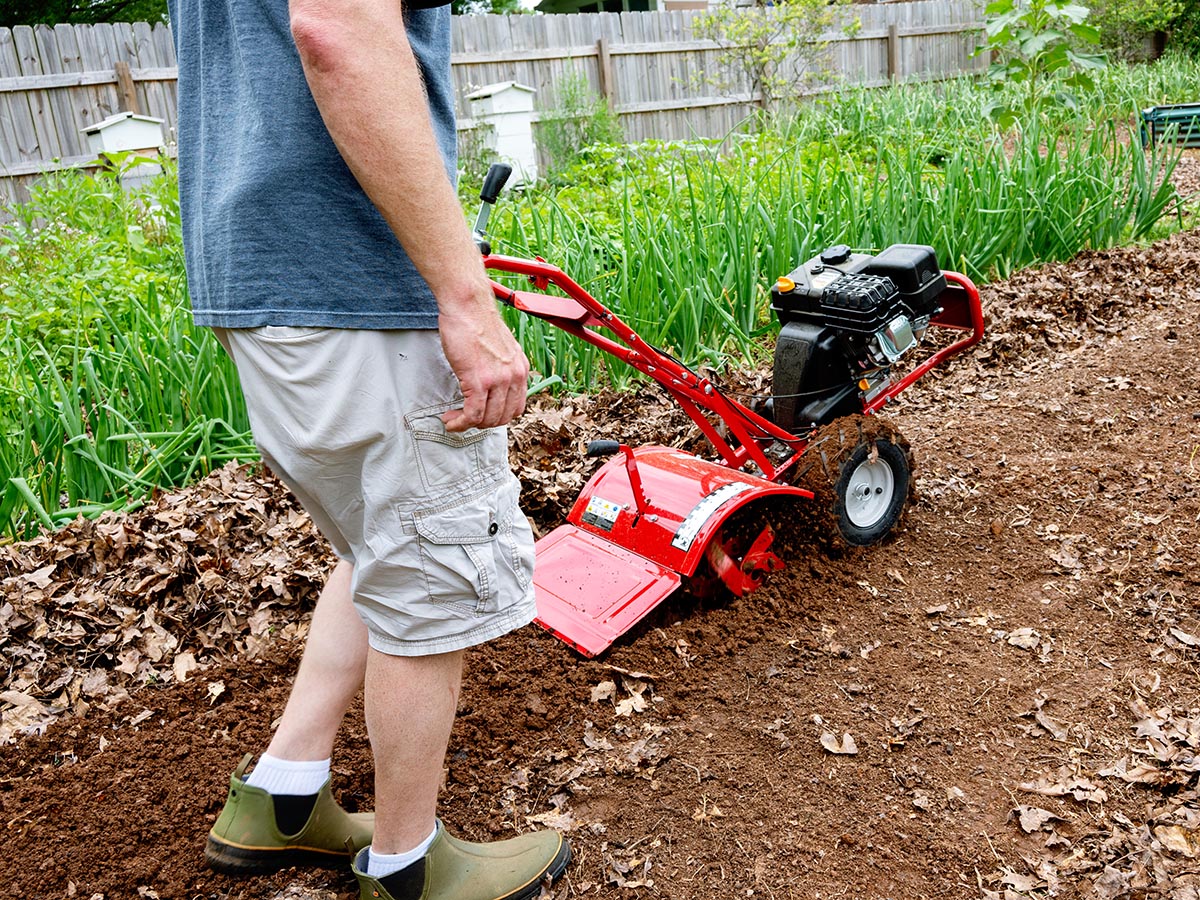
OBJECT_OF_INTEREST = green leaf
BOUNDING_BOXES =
[1020,30,1061,57]
[1067,22,1101,44]
[1047,90,1080,111]
[1062,70,1096,91]
[1066,49,1108,70]
[991,106,1020,129]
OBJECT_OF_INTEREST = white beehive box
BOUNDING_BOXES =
[81,112,165,156]
[466,81,535,117]
[80,112,166,189]
[466,82,538,182]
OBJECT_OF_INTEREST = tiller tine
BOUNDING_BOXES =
[533,446,811,657]
[705,522,784,597]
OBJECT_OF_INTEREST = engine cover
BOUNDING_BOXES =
[772,321,858,433]
[771,243,946,329]
[768,243,948,434]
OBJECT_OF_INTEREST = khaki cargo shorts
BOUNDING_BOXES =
[214,326,537,657]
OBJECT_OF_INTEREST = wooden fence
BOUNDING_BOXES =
[0,1,984,207]
[452,0,985,143]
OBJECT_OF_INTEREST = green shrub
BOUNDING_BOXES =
[535,70,624,183]
[1167,0,1200,55]
[1090,0,1179,60]
[693,0,858,114]
[980,0,1108,127]
[0,158,251,539]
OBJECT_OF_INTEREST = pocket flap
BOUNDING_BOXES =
[414,481,518,545]
[405,403,487,448]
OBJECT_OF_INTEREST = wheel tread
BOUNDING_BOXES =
[790,415,914,550]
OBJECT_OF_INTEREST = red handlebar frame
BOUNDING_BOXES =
[485,253,984,484]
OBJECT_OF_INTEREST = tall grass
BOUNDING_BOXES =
[0,160,251,538]
[493,113,1182,387]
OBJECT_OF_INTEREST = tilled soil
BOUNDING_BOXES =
[2,227,1200,900]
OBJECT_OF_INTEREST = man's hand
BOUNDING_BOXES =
[439,297,530,432]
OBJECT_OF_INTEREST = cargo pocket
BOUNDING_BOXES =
[405,402,505,495]
[414,479,529,617]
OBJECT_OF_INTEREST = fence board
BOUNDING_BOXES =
[38,26,84,157]
[1,1,985,201]
[12,26,61,163]
[0,30,31,165]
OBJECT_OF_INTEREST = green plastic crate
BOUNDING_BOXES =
[1141,103,1200,148]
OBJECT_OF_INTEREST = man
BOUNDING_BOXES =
[167,2,570,899]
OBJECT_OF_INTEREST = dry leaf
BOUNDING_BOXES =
[583,721,613,751]
[1168,627,1199,648]
[1007,628,1040,650]
[526,808,575,831]
[819,731,858,755]
[1015,805,1061,833]
[1153,825,1199,858]
[614,693,649,717]
[172,652,199,684]
[1034,709,1069,742]
[591,681,617,703]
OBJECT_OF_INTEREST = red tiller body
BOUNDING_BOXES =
[484,252,985,657]
[534,447,809,656]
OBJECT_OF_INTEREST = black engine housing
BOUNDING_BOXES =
[769,243,946,434]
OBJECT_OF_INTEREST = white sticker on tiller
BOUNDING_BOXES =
[671,482,755,552]
[582,496,622,532]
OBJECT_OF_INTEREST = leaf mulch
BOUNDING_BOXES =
[3,223,1200,899]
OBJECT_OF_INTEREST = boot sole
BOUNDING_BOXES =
[500,838,573,900]
[204,835,352,876]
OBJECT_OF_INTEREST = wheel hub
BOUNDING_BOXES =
[845,457,895,528]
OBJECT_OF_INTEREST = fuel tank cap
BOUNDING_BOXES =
[820,244,853,265]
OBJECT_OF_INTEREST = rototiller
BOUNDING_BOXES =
[474,164,984,657]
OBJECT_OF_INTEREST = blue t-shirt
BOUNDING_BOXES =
[168,1,457,329]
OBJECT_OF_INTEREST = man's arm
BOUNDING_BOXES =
[289,0,528,431]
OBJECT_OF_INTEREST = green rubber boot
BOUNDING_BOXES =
[351,821,570,900]
[204,754,374,875]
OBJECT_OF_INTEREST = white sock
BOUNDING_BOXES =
[243,754,330,796]
[367,826,439,879]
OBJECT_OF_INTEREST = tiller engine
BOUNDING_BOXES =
[475,165,984,657]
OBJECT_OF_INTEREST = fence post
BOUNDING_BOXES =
[887,24,900,83]
[596,37,615,111]
[114,61,140,114]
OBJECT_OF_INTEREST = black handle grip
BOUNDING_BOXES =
[480,164,513,204]
[586,440,621,459]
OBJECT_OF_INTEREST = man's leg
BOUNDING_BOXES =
[203,559,376,875]
[364,647,463,855]
[354,649,569,900]
[263,559,367,761]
